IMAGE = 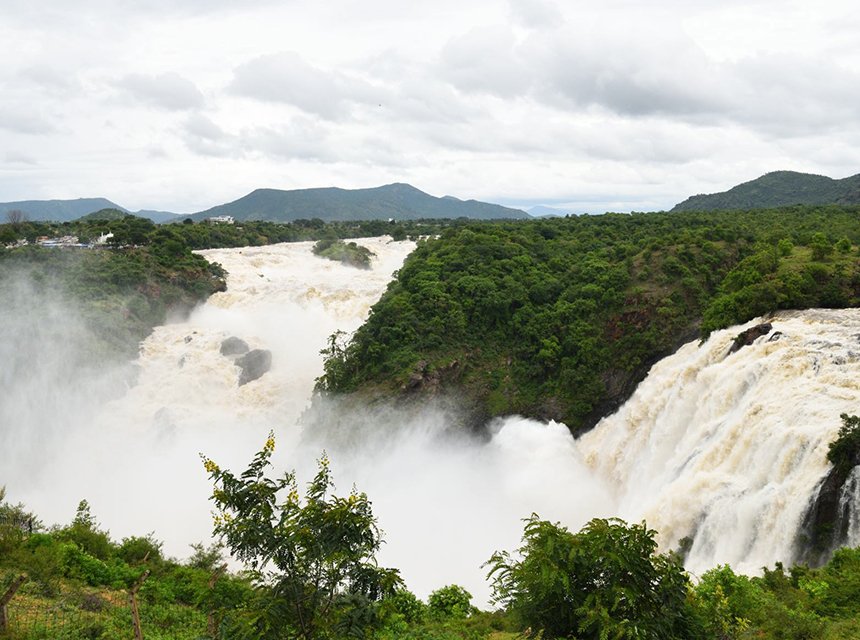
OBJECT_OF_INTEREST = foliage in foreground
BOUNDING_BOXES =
[203,435,402,640]
[0,490,251,640]
[6,423,860,640]
[487,516,699,639]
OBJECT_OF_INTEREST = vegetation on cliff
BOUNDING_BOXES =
[317,205,860,431]
[0,223,225,361]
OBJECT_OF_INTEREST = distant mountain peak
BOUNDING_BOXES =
[0,197,127,222]
[671,170,860,212]
[190,183,529,222]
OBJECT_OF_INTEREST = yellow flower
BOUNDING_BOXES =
[203,458,220,474]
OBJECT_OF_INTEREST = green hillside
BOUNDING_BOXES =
[75,208,137,222]
[317,205,860,433]
[0,198,126,223]
[190,183,529,222]
[672,171,860,211]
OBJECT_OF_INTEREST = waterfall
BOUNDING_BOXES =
[577,309,860,577]
[4,236,859,604]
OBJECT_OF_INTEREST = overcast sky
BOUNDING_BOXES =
[1,0,858,213]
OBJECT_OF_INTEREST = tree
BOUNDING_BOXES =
[427,584,474,619]
[55,499,113,560]
[5,209,26,226]
[203,433,402,640]
[810,232,833,261]
[486,516,701,639]
[827,413,860,476]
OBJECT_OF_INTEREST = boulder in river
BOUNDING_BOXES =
[236,349,272,386]
[220,336,250,356]
[729,322,773,354]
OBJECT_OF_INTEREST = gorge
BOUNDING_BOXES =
[2,236,859,607]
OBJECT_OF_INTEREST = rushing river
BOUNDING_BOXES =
[3,237,859,604]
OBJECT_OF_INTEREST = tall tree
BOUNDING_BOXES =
[203,434,402,639]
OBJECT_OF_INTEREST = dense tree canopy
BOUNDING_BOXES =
[317,205,860,431]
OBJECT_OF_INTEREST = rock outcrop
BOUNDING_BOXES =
[220,336,250,356]
[729,323,773,354]
[236,349,272,386]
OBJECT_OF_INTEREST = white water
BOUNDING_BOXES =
[3,240,859,605]
[579,309,860,576]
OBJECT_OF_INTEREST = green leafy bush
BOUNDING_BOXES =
[487,516,700,639]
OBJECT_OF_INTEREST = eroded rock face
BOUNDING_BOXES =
[236,349,272,386]
[729,322,773,354]
[797,460,860,566]
[220,336,250,356]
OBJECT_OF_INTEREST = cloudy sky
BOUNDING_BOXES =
[1,0,858,213]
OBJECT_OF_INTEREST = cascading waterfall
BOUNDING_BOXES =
[578,309,860,577]
[3,237,859,605]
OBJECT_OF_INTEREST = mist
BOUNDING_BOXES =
[1,238,612,607]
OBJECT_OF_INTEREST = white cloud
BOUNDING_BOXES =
[0,106,57,135]
[230,52,380,120]
[509,0,563,28]
[439,26,530,97]
[116,72,205,111]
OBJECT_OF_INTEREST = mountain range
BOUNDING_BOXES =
[5,172,860,224]
[0,184,527,224]
[0,198,181,224]
[671,170,860,211]
[188,183,527,222]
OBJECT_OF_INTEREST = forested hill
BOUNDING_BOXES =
[317,205,860,433]
[189,183,528,222]
[672,171,860,211]
[0,198,125,222]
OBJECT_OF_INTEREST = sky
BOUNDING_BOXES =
[1,0,859,214]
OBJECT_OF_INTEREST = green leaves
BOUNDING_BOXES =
[204,434,402,640]
[316,206,860,431]
[487,516,699,640]
[827,414,860,477]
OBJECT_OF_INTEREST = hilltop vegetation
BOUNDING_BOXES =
[672,170,860,211]
[318,205,860,432]
[1,183,527,225]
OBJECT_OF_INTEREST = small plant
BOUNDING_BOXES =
[827,414,860,476]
